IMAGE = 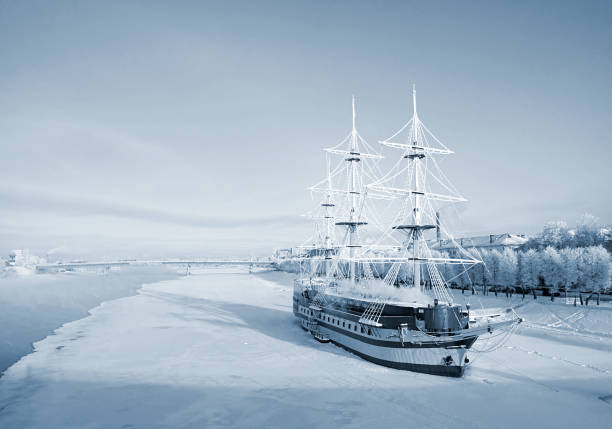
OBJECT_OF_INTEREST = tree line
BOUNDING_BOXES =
[440,214,611,294]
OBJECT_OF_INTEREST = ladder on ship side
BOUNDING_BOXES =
[306,301,331,342]
[312,290,328,308]
[359,299,385,327]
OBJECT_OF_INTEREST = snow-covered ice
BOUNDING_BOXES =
[0,266,179,374]
[0,268,611,428]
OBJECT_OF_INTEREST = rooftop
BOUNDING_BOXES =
[433,233,528,250]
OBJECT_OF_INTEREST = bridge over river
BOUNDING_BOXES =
[36,259,279,273]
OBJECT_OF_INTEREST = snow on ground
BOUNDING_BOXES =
[0,266,179,374]
[0,268,611,428]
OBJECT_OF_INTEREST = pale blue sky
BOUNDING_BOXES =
[1,1,611,259]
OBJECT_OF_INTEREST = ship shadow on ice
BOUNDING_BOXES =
[145,290,357,361]
[222,302,348,350]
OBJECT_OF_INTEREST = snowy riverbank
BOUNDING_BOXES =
[0,266,180,374]
[0,268,611,428]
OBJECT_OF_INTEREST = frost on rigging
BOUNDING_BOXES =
[292,88,522,377]
[301,87,482,306]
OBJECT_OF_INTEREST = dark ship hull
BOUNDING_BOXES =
[293,284,479,377]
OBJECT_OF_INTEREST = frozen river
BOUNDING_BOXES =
[0,266,180,375]
[0,268,611,428]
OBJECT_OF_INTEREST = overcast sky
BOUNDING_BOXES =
[1,0,611,260]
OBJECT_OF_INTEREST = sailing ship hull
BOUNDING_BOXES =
[293,288,477,377]
[298,316,468,377]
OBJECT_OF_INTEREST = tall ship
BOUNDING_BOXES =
[293,87,521,377]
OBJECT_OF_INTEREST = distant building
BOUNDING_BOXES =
[432,233,528,257]
[6,249,25,266]
[4,249,45,270]
[273,248,294,259]
[273,246,340,260]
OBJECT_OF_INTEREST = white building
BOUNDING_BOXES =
[432,233,528,257]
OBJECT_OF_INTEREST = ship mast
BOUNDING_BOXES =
[410,85,422,291]
[308,96,382,283]
[391,85,429,292]
[368,85,481,303]
[348,96,359,282]
[322,155,335,276]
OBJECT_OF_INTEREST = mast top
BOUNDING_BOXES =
[352,95,356,134]
[412,84,418,120]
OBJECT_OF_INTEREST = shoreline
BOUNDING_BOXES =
[0,266,181,376]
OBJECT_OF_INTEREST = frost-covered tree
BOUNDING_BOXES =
[574,214,604,248]
[467,248,485,288]
[498,248,518,288]
[541,221,572,248]
[519,249,539,289]
[483,249,502,287]
[539,246,563,291]
[579,246,610,292]
[522,214,607,251]
[560,247,580,290]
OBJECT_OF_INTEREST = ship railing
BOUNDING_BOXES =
[414,315,521,339]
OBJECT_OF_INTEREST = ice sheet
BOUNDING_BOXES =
[0,269,610,428]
